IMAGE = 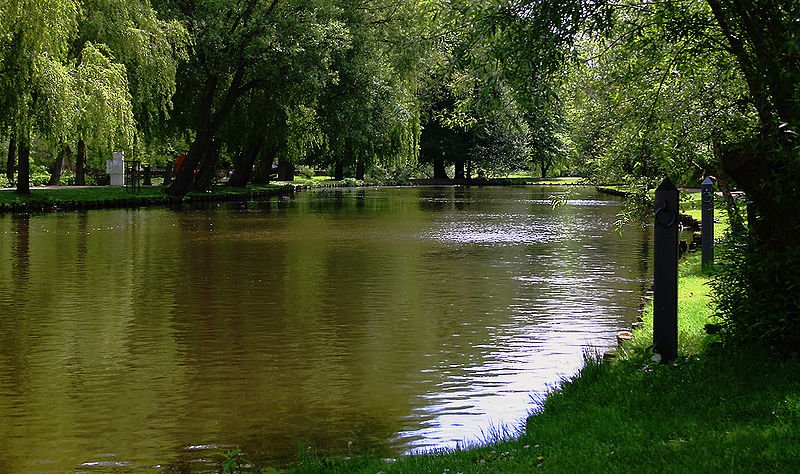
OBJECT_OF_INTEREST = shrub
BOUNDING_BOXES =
[340,177,363,187]
[86,168,110,186]
[59,170,76,186]
[297,165,315,180]
[30,166,51,187]
[712,229,800,356]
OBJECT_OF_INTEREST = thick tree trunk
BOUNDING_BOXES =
[712,139,744,232]
[167,70,245,197]
[229,142,262,187]
[16,134,30,194]
[6,136,15,185]
[541,159,550,179]
[454,158,465,180]
[334,161,344,181]
[75,139,86,186]
[277,157,294,181]
[355,159,365,180]
[167,133,208,196]
[721,145,799,249]
[251,147,276,185]
[433,156,447,180]
[48,144,70,186]
[192,140,220,191]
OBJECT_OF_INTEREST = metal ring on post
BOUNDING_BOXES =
[655,201,676,228]
[702,191,714,204]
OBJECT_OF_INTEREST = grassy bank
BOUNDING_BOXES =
[279,251,800,473]
[1,177,585,213]
[0,183,293,213]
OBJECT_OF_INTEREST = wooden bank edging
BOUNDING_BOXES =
[0,185,300,214]
[596,185,702,231]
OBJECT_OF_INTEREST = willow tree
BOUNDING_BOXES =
[415,0,568,181]
[161,0,348,196]
[215,0,340,187]
[81,0,188,135]
[317,43,418,181]
[0,0,80,194]
[310,0,441,182]
[0,0,185,190]
[71,42,137,184]
[62,0,188,184]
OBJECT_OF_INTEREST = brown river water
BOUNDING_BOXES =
[0,186,651,472]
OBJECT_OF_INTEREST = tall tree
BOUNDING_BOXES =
[162,0,345,196]
[67,0,188,183]
[72,42,137,185]
[0,0,80,194]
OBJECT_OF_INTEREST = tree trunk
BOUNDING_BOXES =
[355,159,365,180]
[167,133,208,196]
[277,157,294,181]
[541,158,551,179]
[712,138,743,232]
[433,156,447,180]
[192,140,221,192]
[6,135,15,186]
[48,144,70,186]
[229,142,262,187]
[75,139,86,186]
[721,146,799,249]
[16,133,30,194]
[454,158,465,180]
[334,161,344,181]
[167,70,245,197]
[251,147,276,185]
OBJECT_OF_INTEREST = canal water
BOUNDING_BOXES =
[0,186,651,472]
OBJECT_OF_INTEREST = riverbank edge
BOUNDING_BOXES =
[596,185,702,231]
[279,196,800,473]
[0,184,302,214]
[282,254,713,473]
[284,253,800,473]
[0,177,584,214]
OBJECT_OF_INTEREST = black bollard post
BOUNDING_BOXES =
[653,177,679,362]
[701,177,714,268]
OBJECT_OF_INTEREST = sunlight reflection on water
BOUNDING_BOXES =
[0,186,650,471]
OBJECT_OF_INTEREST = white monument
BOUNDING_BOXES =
[106,151,125,186]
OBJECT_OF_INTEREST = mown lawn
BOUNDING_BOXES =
[0,183,290,211]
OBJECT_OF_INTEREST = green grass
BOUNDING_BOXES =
[491,175,584,185]
[0,183,289,211]
[0,186,164,205]
[280,251,800,473]
[681,193,734,241]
